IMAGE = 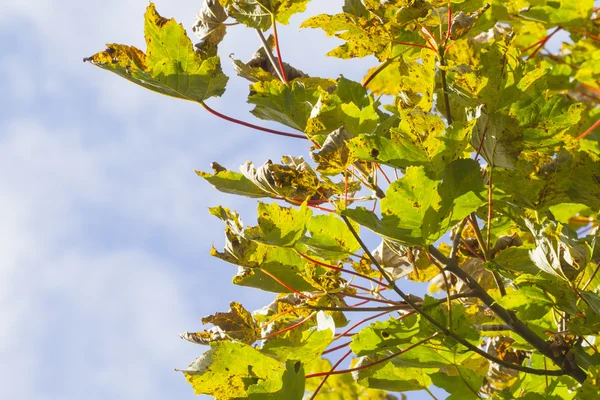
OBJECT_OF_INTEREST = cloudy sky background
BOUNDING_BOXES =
[0,1,464,399]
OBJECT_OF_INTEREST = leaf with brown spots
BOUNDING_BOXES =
[84,3,228,102]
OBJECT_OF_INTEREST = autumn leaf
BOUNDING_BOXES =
[84,3,228,102]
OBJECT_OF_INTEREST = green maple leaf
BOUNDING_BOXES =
[85,3,228,102]
[248,78,335,131]
[209,205,318,292]
[296,213,361,260]
[520,0,594,27]
[349,111,476,176]
[182,341,303,399]
[301,8,396,61]
[196,163,268,198]
[355,361,434,393]
[350,314,420,357]
[245,202,312,247]
[261,311,335,364]
[497,287,554,320]
[429,367,483,400]
[345,159,485,246]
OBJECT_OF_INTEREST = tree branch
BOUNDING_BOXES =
[428,245,588,383]
[340,215,578,378]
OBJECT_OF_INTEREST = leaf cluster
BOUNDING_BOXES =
[86,0,600,398]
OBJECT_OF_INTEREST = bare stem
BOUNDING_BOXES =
[271,15,288,83]
[309,349,352,399]
[486,167,494,255]
[255,29,286,82]
[576,117,600,140]
[363,56,398,88]
[199,101,306,139]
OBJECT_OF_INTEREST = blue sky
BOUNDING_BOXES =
[0,1,446,399]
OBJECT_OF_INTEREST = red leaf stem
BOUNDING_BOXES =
[343,292,400,305]
[576,117,600,140]
[322,341,352,355]
[271,18,288,83]
[260,268,312,299]
[393,41,437,52]
[376,164,392,184]
[200,101,306,139]
[309,349,353,399]
[334,309,412,340]
[524,26,562,60]
[295,250,388,287]
[259,312,316,340]
[306,334,435,378]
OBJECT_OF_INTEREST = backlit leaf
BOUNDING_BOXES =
[245,202,312,247]
[199,301,260,344]
[182,341,298,399]
[196,163,268,198]
[85,3,228,102]
[497,287,554,320]
[346,159,484,246]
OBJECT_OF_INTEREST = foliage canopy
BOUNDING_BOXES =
[86,0,600,398]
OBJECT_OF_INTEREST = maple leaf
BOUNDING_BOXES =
[84,3,228,102]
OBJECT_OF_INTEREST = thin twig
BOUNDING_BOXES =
[581,262,600,292]
[309,349,352,399]
[468,213,490,261]
[271,15,288,83]
[451,219,468,260]
[425,387,440,400]
[428,246,587,383]
[322,341,352,355]
[394,41,436,52]
[525,26,562,60]
[255,29,285,82]
[295,250,387,287]
[576,117,600,140]
[341,215,569,378]
[487,167,493,255]
[306,335,436,378]
[362,56,399,88]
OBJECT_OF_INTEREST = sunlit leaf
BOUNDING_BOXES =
[196,163,268,198]
[183,301,260,345]
[520,0,594,27]
[350,314,420,357]
[85,3,228,102]
[346,159,484,246]
[245,202,312,247]
[182,341,302,399]
[497,287,554,320]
